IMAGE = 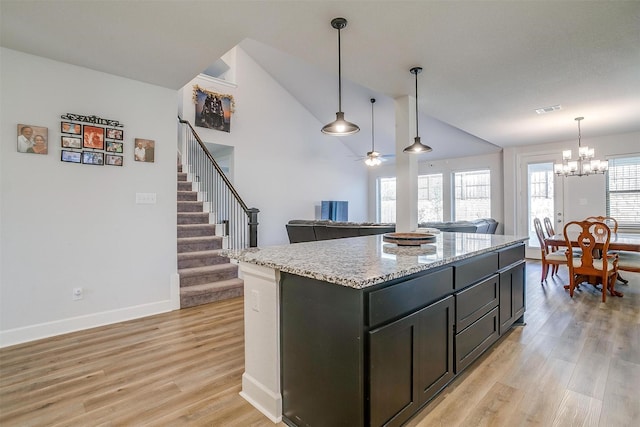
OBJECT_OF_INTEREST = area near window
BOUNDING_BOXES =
[454,170,491,221]
[606,155,640,229]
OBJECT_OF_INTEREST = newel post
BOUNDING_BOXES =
[248,208,260,247]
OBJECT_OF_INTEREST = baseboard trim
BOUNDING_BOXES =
[0,299,175,348]
[240,372,282,423]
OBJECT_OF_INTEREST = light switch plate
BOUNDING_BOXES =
[136,192,157,204]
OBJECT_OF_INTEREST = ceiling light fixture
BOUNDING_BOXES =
[554,117,608,177]
[403,67,432,153]
[365,98,382,166]
[321,17,360,136]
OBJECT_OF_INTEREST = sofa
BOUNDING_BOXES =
[286,218,498,244]
[286,220,395,243]
[418,218,499,234]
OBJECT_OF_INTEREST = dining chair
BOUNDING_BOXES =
[533,218,567,284]
[542,217,561,274]
[563,220,619,302]
[585,215,618,232]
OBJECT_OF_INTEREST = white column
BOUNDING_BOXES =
[238,262,282,423]
[395,95,419,232]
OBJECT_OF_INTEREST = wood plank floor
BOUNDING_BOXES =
[1,261,638,426]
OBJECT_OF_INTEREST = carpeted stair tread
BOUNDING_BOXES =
[179,264,240,287]
[177,191,198,201]
[178,201,204,212]
[179,278,244,308]
[178,181,193,191]
[177,223,217,238]
[177,172,188,181]
[178,250,229,268]
[177,236,223,252]
[177,212,209,225]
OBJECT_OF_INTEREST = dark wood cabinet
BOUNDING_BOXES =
[499,260,526,334]
[280,243,525,427]
[369,296,454,427]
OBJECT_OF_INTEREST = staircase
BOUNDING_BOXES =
[177,165,243,308]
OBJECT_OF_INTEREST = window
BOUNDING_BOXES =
[454,170,491,220]
[418,173,443,223]
[379,177,396,223]
[606,155,640,228]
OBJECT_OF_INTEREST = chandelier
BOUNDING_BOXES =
[554,117,608,177]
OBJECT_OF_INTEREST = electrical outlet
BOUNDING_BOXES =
[72,287,83,301]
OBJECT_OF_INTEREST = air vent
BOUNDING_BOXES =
[535,105,562,114]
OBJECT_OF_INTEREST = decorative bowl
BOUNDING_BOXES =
[383,232,437,246]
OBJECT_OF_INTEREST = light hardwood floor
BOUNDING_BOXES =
[1,261,638,426]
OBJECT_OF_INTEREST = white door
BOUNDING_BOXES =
[519,154,564,259]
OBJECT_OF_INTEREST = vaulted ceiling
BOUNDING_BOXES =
[2,1,639,161]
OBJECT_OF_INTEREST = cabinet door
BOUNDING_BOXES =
[499,261,526,334]
[369,312,418,427]
[415,295,455,405]
[369,296,454,427]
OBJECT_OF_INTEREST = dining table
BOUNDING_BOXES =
[545,231,640,297]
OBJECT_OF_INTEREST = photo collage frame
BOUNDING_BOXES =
[60,115,124,166]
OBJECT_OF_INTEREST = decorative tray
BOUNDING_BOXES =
[382,232,437,246]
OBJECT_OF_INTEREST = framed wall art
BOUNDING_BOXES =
[134,138,155,163]
[193,86,234,133]
[17,123,48,154]
[61,122,81,135]
[106,128,123,140]
[106,141,123,153]
[82,151,104,165]
[106,154,123,166]
[62,136,82,149]
[61,150,82,164]
[83,125,105,150]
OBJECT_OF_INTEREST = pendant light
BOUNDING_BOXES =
[321,17,360,136]
[365,98,382,166]
[403,67,432,153]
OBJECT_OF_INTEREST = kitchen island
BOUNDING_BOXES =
[226,232,528,426]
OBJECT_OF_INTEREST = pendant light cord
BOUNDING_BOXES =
[337,27,342,113]
[371,98,375,151]
[414,71,419,138]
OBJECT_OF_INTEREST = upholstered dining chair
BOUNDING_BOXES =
[533,218,567,284]
[563,220,619,302]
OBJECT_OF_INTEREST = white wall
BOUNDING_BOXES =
[179,47,368,246]
[503,131,640,235]
[0,48,178,346]
[368,152,504,232]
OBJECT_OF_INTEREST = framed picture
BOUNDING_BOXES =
[106,154,123,166]
[17,123,48,154]
[61,122,81,135]
[61,136,82,149]
[83,125,105,150]
[194,88,232,133]
[61,150,82,164]
[106,128,123,140]
[82,151,104,165]
[134,138,155,163]
[106,140,123,153]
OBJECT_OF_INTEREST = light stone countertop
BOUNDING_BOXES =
[225,232,529,289]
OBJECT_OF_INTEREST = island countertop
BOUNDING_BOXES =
[225,232,528,289]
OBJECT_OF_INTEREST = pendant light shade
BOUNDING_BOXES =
[403,67,432,153]
[365,98,382,166]
[321,17,360,136]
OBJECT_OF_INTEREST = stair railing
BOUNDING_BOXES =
[178,116,259,249]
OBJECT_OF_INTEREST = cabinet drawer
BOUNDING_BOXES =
[453,252,498,290]
[498,243,525,269]
[456,274,499,332]
[455,306,499,373]
[368,267,453,328]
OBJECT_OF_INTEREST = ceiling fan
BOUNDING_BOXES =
[361,98,393,166]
